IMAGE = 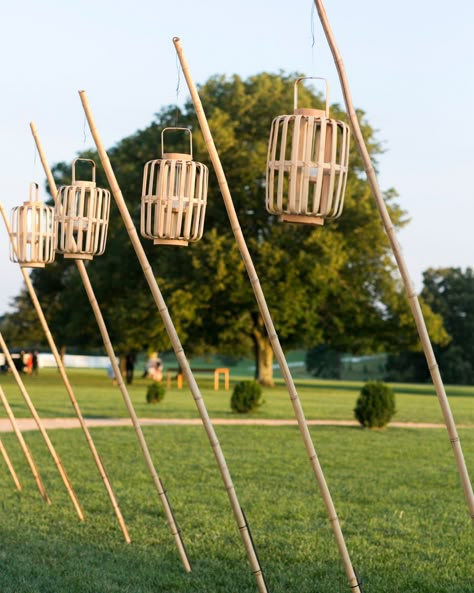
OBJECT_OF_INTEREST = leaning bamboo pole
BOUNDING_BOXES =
[30,122,191,572]
[0,203,131,543]
[0,331,84,520]
[173,37,362,593]
[79,90,269,593]
[313,0,474,522]
[0,384,49,502]
[0,435,22,491]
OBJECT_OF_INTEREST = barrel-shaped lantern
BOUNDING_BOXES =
[141,127,208,246]
[55,159,110,260]
[10,183,55,268]
[266,77,350,225]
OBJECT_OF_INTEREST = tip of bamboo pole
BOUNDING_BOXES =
[173,36,180,44]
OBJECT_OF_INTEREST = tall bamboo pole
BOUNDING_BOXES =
[79,90,269,593]
[0,331,84,520]
[0,436,22,491]
[0,202,131,543]
[172,37,361,593]
[0,384,49,502]
[30,122,191,571]
[313,0,474,522]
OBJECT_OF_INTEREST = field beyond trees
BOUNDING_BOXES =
[0,370,472,592]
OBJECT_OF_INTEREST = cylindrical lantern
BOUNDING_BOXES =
[10,183,55,268]
[266,77,350,225]
[141,127,208,246]
[55,158,110,260]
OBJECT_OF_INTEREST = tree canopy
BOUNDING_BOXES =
[0,72,448,384]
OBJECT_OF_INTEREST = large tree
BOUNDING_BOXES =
[1,72,447,384]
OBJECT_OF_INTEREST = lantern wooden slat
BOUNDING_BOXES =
[9,183,55,268]
[140,127,208,246]
[266,77,350,225]
[55,158,110,260]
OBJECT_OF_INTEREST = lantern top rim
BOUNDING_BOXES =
[162,152,192,161]
[72,158,96,186]
[294,107,327,118]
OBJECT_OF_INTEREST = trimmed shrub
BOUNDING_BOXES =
[354,381,396,428]
[230,380,263,414]
[146,381,166,404]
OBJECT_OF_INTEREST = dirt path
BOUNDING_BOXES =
[0,417,470,432]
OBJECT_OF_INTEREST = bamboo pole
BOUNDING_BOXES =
[0,384,49,502]
[79,90,269,593]
[173,37,362,593]
[30,122,191,572]
[0,331,84,520]
[0,201,131,543]
[313,0,474,522]
[0,435,22,491]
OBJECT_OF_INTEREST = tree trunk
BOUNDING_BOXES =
[252,328,274,386]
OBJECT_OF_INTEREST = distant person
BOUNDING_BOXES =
[125,352,136,384]
[143,352,163,382]
[32,351,39,376]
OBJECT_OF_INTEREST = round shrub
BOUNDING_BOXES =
[146,381,166,404]
[354,381,396,428]
[230,380,263,414]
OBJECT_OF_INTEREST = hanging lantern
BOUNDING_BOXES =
[55,158,110,260]
[266,77,350,225]
[141,127,208,246]
[10,183,55,268]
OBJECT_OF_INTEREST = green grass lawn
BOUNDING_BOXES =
[0,369,472,592]
[0,368,473,426]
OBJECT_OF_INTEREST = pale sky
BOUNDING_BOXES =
[0,0,473,316]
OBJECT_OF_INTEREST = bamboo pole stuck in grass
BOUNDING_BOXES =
[0,200,131,543]
[173,37,362,593]
[79,90,269,593]
[30,122,191,571]
[0,436,22,491]
[0,384,49,502]
[312,0,474,523]
[0,331,84,520]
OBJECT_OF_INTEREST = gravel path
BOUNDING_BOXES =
[0,417,468,432]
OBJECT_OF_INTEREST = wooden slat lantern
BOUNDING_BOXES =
[55,158,110,260]
[141,127,208,246]
[266,77,350,225]
[10,183,55,268]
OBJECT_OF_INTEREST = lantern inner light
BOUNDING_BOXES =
[266,77,350,225]
[10,182,56,268]
[141,128,208,247]
[55,159,110,260]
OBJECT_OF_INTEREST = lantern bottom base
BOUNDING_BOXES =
[20,263,46,269]
[153,239,189,247]
[281,214,325,226]
[63,254,94,261]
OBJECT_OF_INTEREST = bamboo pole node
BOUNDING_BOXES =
[141,127,208,246]
[9,182,56,268]
[266,77,350,225]
[56,158,110,260]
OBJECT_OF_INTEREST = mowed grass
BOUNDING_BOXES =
[0,369,472,592]
[0,368,473,425]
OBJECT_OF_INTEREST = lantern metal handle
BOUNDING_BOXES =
[294,76,330,118]
[28,182,40,204]
[72,158,96,184]
[161,127,193,159]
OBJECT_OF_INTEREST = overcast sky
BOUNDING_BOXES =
[0,0,473,316]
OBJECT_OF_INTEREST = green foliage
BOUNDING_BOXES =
[305,345,342,379]
[354,381,396,428]
[0,73,448,385]
[146,381,166,404]
[230,380,263,413]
